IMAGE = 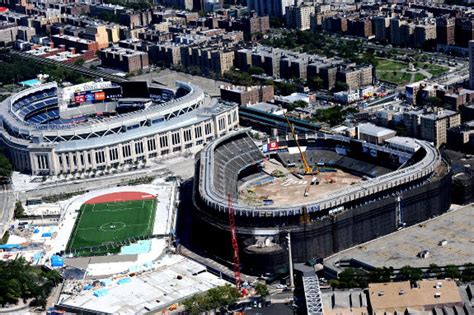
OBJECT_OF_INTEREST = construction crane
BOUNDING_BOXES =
[227,194,241,289]
[284,114,316,175]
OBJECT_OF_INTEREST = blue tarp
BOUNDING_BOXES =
[117,278,131,285]
[33,228,40,234]
[100,279,112,286]
[42,232,52,237]
[50,255,64,267]
[0,244,22,250]
[93,288,109,297]
[83,284,92,291]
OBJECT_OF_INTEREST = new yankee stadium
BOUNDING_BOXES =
[0,80,238,175]
[192,130,452,275]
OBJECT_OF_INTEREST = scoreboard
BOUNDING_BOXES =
[73,87,122,105]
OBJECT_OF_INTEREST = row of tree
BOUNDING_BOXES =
[330,263,474,288]
[0,50,89,85]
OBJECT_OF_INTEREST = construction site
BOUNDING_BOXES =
[239,159,363,207]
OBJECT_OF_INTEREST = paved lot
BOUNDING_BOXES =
[324,205,474,270]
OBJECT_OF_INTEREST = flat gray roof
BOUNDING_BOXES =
[324,205,474,271]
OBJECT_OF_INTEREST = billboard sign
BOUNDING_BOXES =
[269,141,279,151]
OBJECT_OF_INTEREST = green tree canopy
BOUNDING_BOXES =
[182,284,240,315]
[0,257,62,308]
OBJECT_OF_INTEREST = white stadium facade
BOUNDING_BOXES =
[0,80,238,175]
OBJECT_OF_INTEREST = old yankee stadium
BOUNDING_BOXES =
[192,130,451,275]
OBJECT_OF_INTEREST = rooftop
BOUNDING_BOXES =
[357,123,395,137]
[57,254,228,314]
[369,280,462,312]
[324,205,474,271]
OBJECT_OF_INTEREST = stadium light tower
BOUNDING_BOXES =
[286,232,295,290]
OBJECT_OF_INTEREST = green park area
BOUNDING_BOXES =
[376,59,449,86]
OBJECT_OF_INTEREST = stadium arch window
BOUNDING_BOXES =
[160,135,169,148]
[88,153,92,164]
[185,143,192,149]
[233,111,237,122]
[161,149,169,155]
[194,126,202,138]
[135,141,144,154]
[172,132,180,145]
[122,145,132,158]
[228,114,232,125]
[218,117,225,131]
[173,147,181,152]
[73,155,77,167]
[205,123,212,135]
[80,154,84,166]
[184,129,192,142]
[196,140,203,145]
[147,138,156,152]
[148,153,157,159]
[58,156,63,168]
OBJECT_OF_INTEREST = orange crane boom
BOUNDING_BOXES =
[284,114,313,175]
[227,194,241,289]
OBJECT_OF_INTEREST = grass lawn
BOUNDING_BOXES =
[420,63,449,76]
[376,58,428,85]
[376,59,407,71]
[67,199,156,255]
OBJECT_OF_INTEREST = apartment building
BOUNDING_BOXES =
[420,109,461,147]
[373,16,390,42]
[100,46,149,73]
[336,65,373,90]
[286,5,315,31]
[220,85,274,105]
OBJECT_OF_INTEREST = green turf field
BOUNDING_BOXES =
[67,199,156,254]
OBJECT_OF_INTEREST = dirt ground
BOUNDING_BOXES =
[239,168,362,207]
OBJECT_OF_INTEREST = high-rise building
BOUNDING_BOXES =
[414,23,436,49]
[420,109,461,148]
[248,0,293,18]
[373,16,390,42]
[436,16,455,46]
[286,5,315,31]
[455,17,474,47]
[469,40,474,89]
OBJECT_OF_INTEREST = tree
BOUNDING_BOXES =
[462,263,474,282]
[0,257,62,308]
[334,81,349,92]
[428,264,442,279]
[308,76,324,90]
[398,266,422,281]
[14,201,25,219]
[368,267,393,283]
[287,100,308,111]
[183,284,240,314]
[73,58,85,66]
[248,66,265,76]
[275,81,297,96]
[254,282,269,297]
[444,265,460,280]
[426,96,442,108]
